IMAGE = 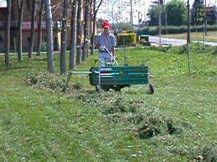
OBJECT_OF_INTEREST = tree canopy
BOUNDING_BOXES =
[166,0,187,26]
[147,0,187,26]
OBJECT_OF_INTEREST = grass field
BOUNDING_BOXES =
[163,31,217,42]
[0,46,217,161]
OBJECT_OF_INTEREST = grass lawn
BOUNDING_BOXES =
[0,46,217,161]
[163,31,217,42]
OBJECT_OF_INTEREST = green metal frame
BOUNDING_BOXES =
[89,65,149,88]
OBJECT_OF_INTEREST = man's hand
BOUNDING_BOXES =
[99,45,106,51]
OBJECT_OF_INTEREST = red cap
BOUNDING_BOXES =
[102,20,111,29]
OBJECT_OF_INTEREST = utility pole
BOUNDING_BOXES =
[187,0,190,44]
[138,11,142,33]
[130,0,133,25]
[187,0,191,75]
[158,0,162,45]
[204,0,207,35]
[164,0,168,34]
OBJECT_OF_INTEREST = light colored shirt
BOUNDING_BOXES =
[95,32,116,52]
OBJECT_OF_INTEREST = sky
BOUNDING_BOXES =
[98,0,217,24]
[0,0,7,8]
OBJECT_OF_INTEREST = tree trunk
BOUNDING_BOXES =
[5,0,11,66]
[69,1,77,70]
[28,0,36,58]
[90,0,96,55]
[45,0,54,73]
[91,14,96,55]
[76,0,82,64]
[37,0,44,56]
[89,0,93,55]
[90,0,103,55]
[60,0,69,74]
[82,0,90,61]
[17,0,24,61]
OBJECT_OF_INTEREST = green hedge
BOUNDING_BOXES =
[116,32,137,46]
[137,25,217,35]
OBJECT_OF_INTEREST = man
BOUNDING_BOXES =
[95,20,117,65]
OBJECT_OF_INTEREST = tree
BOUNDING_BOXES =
[76,0,82,64]
[69,0,77,70]
[90,0,103,55]
[205,6,217,25]
[147,0,165,26]
[37,0,45,56]
[162,0,168,34]
[17,0,24,61]
[45,0,54,73]
[157,0,164,44]
[147,4,159,26]
[60,0,69,74]
[166,0,187,26]
[112,22,133,31]
[28,0,36,58]
[191,0,204,25]
[82,0,91,61]
[110,0,133,23]
[5,0,11,66]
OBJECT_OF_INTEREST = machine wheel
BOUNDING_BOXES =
[113,84,129,91]
[96,85,101,92]
[96,85,110,92]
[148,84,155,94]
[101,85,110,91]
[114,85,121,92]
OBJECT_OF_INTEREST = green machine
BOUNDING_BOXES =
[88,65,154,93]
[69,46,154,93]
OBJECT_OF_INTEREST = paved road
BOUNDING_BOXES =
[194,40,217,46]
[148,36,217,46]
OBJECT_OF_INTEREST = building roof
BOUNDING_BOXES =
[0,0,7,8]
